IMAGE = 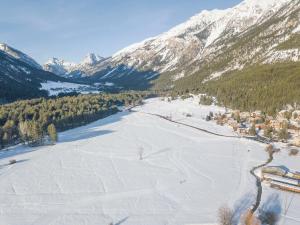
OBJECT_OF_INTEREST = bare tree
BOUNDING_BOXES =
[138,147,144,160]
[241,210,261,225]
[218,205,234,225]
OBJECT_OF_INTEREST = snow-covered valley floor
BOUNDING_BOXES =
[0,97,299,225]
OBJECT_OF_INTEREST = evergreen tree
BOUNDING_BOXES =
[2,120,16,144]
[28,121,43,145]
[0,92,147,149]
[0,127,3,148]
[47,124,58,144]
[19,121,30,143]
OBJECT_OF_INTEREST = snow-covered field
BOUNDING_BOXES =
[40,81,100,96]
[0,97,299,225]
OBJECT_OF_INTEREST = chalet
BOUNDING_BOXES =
[237,128,248,136]
[292,136,300,147]
[255,123,266,130]
[269,119,289,130]
[278,110,290,119]
[240,112,251,121]
[251,111,262,118]
[270,181,300,194]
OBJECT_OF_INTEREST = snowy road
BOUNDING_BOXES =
[0,97,299,225]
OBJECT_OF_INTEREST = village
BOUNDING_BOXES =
[207,107,300,194]
[209,108,300,149]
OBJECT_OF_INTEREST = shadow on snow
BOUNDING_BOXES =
[0,110,134,160]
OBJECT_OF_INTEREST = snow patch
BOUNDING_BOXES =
[40,81,99,96]
[264,49,300,63]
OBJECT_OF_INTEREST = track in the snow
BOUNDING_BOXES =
[134,109,273,215]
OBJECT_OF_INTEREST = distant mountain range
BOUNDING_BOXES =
[43,53,106,78]
[2,0,300,110]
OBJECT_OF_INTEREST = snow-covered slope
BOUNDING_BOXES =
[44,53,106,78]
[0,44,71,101]
[84,0,300,89]
[0,43,42,70]
[0,97,299,225]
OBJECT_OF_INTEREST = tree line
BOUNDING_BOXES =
[0,92,147,149]
[168,61,300,115]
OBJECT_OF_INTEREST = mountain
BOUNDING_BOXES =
[0,43,42,70]
[77,0,300,111]
[0,43,73,102]
[4,0,299,110]
[43,53,106,78]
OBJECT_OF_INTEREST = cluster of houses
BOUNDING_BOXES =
[261,166,300,194]
[211,109,300,147]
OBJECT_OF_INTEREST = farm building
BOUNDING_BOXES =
[262,173,300,186]
[288,171,300,180]
[262,166,288,176]
[261,166,300,194]
[270,181,300,194]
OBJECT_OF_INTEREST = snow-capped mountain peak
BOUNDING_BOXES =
[45,57,76,67]
[107,0,292,81]
[0,43,42,70]
[43,53,106,77]
[81,53,104,65]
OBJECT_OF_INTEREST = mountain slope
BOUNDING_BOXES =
[171,0,300,112]
[0,44,70,102]
[0,43,42,70]
[74,0,300,94]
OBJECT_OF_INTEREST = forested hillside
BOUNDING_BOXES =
[170,62,300,114]
[0,92,147,148]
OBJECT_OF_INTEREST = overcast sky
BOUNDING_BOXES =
[0,0,242,63]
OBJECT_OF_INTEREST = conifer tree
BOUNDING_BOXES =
[28,121,43,145]
[47,124,58,144]
[19,121,30,143]
[0,127,3,148]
